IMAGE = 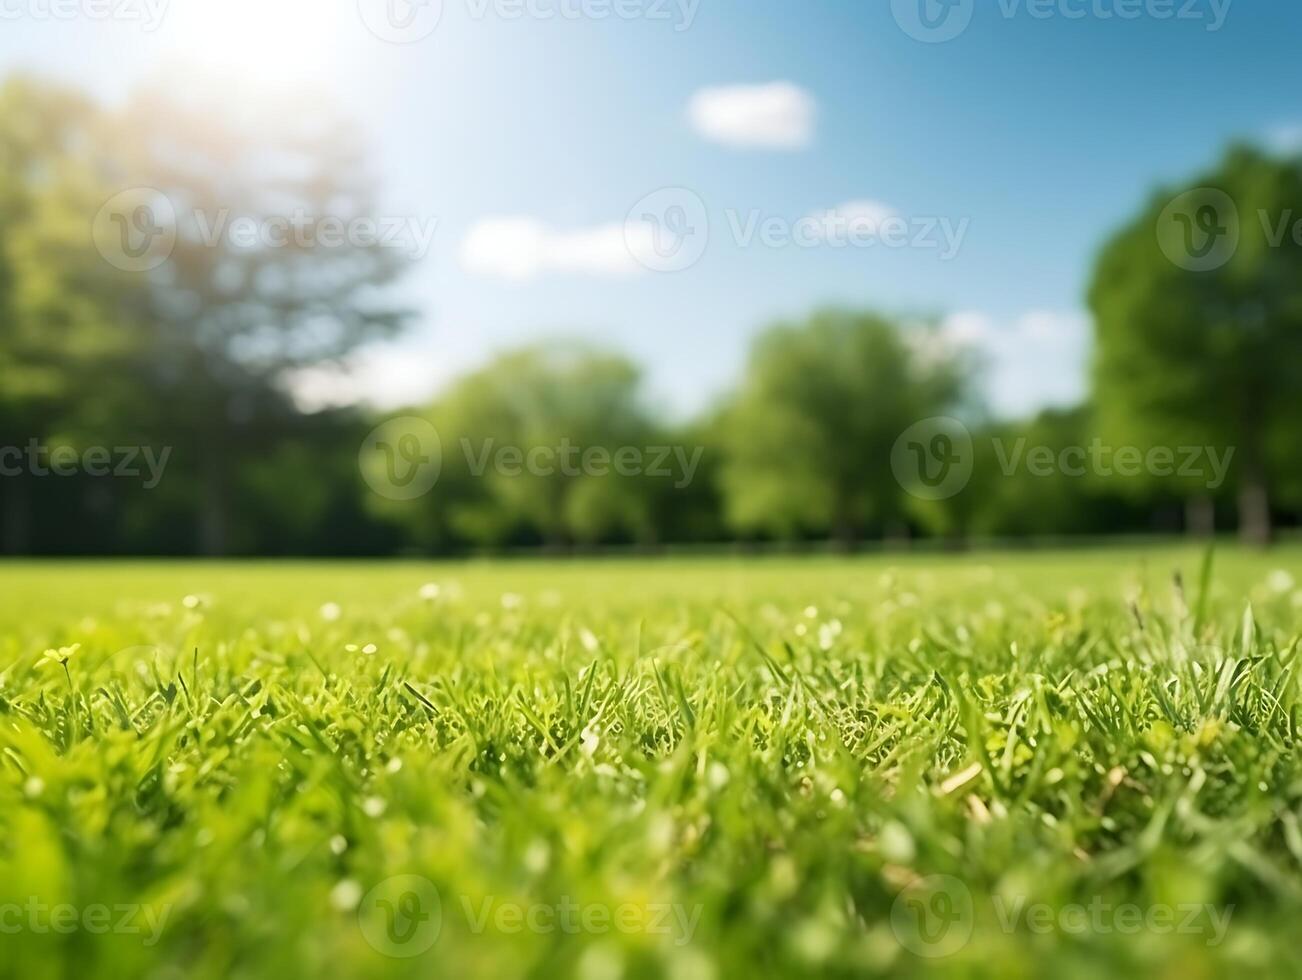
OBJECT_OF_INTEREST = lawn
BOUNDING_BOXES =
[1,545,1301,979]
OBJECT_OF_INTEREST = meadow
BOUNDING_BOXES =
[1,545,1301,978]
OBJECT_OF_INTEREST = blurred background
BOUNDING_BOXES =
[0,0,1299,556]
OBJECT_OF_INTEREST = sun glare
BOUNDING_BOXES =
[160,0,353,88]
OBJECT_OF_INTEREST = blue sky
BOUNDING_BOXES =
[2,0,1300,418]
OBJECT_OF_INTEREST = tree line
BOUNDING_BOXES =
[1,76,1298,555]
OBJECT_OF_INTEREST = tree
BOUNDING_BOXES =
[718,309,970,546]
[382,344,668,550]
[1090,145,1302,544]
[964,407,1159,540]
[97,79,413,554]
[0,76,142,553]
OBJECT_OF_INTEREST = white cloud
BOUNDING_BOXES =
[803,200,898,242]
[547,224,641,277]
[1015,309,1077,343]
[941,309,1084,350]
[1266,122,1302,155]
[460,218,642,281]
[285,342,452,412]
[939,310,996,347]
[940,310,1090,418]
[687,82,816,150]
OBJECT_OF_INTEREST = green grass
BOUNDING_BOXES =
[1,546,1301,979]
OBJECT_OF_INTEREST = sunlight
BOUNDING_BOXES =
[159,0,353,89]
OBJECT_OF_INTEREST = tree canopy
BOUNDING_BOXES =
[1090,145,1302,543]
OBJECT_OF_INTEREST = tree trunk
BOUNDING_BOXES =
[1237,472,1271,547]
[831,516,857,553]
[199,450,229,556]
[1,476,32,554]
[1184,495,1215,538]
[884,520,911,550]
[1235,383,1271,546]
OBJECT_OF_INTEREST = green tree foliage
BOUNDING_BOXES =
[101,81,413,554]
[0,76,412,555]
[3,70,1298,556]
[966,408,1160,539]
[386,345,669,549]
[1090,145,1302,544]
[0,76,145,552]
[718,310,969,545]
